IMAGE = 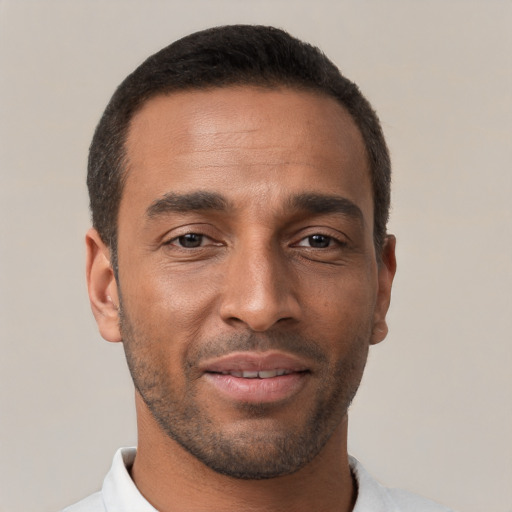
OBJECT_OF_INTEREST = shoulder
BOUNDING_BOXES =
[350,456,455,512]
[60,491,105,512]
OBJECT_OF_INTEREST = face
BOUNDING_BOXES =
[89,86,395,479]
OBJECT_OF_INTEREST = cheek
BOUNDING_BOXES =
[304,268,377,323]
[121,263,221,337]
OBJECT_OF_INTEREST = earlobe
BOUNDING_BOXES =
[85,228,122,343]
[370,235,397,345]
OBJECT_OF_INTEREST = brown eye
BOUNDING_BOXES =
[306,235,332,248]
[175,233,204,248]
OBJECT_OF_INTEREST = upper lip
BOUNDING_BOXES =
[199,351,310,373]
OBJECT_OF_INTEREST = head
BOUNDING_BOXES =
[88,25,391,273]
[86,25,396,481]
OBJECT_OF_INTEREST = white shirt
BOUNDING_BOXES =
[62,447,454,512]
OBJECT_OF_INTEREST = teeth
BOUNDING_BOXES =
[258,370,278,378]
[223,370,292,378]
[242,371,259,378]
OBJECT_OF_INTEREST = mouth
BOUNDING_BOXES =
[212,369,297,378]
[200,351,311,404]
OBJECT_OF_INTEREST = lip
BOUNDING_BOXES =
[200,351,310,373]
[200,351,310,404]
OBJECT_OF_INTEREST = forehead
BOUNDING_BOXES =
[122,86,372,221]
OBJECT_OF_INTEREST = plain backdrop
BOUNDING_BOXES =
[1,1,511,511]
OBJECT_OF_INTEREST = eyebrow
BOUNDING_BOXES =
[146,191,228,218]
[288,193,364,224]
[145,190,364,224]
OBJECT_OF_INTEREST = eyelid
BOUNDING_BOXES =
[290,227,349,247]
[166,232,222,248]
[294,235,345,248]
[160,222,221,243]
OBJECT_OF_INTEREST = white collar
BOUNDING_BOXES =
[99,447,414,512]
[102,447,157,511]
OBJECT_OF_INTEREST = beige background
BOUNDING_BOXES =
[1,1,511,511]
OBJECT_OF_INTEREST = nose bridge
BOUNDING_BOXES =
[220,232,299,331]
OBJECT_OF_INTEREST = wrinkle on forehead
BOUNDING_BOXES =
[126,86,368,167]
[121,86,373,230]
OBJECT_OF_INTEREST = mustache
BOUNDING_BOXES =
[188,331,329,367]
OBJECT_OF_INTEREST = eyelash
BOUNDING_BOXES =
[166,233,218,249]
[293,234,345,249]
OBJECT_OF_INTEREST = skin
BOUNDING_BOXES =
[86,86,396,512]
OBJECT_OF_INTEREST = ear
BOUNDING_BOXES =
[370,235,397,345]
[85,228,122,343]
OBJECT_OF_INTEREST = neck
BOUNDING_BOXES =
[131,394,356,512]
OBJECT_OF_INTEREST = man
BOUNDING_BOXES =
[65,25,453,511]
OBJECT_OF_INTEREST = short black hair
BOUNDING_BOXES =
[88,25,391,271]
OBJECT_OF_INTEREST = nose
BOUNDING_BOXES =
[219,240,301,332]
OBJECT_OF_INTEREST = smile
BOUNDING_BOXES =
[215,369,294,378]
[199,351,311,403]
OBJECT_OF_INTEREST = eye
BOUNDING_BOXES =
[170,233,208,248]
[296,234,336,248]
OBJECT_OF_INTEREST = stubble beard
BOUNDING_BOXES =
[119,305,370,480]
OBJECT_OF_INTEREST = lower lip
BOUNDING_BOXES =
[203,372,308,403]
